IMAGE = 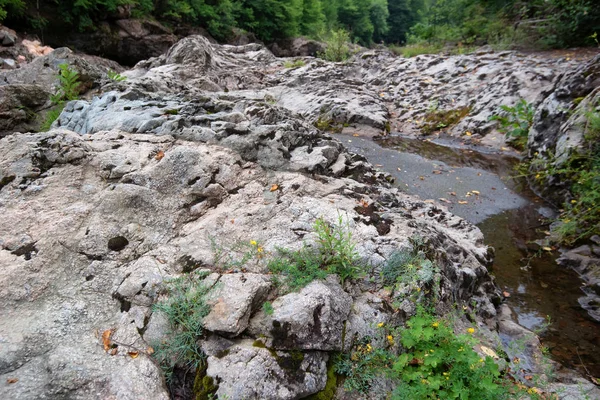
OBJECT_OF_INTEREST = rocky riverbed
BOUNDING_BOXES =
[1,30,599,399]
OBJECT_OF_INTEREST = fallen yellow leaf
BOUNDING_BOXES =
[472,190,480,195]
[542,246,553,252]
[102,329,113,351]
[465,131,472,136]
[128,351,139,359]
[269,184,279,192]
[6,378,18,384]
[155,150,165,161]
[480,346,499,359]
[458,200,468,204]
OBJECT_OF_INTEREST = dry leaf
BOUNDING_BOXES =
[128,351,139,359]
[472,190,480,195]
[6,378,18,384]
[155,150,165,161]
[110,348,118,356]
[269,184,279,192]
[448,192,456,196]
[458,200,468,205]
[359,199,369,208]
[419,176,425,180]
[542,246,553,252]
[353,133,360,137]
[432,170,442,174]
[465,131,472,136]
[102,329,113,351]
[439,198,452,204]
[146,346,155,355]
[503,291,511,298]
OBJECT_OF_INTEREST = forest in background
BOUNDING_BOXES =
[1,0,599,50]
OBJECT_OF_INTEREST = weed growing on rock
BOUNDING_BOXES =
[210,236,266,271]
[152,270,212,381]
[262,301,274,315]
[399,43,443,58]
[107,69,127,82]
[490,99,534,150]
[41,63,81,131]
[335,307,516,399]
[283,59,306,69]
[268,215,362,291]
[421,106,471,135]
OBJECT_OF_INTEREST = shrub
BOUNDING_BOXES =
[319,29,351,62]
[400,43,442,58]
[489,99,534,150]
[336,307,512,399]
[152,270,212,381]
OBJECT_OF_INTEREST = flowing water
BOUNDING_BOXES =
[337,133,600,377]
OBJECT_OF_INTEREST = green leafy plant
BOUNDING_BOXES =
[41,63,81,131]
[336,308,513,399]
[50,63,81,103]
[262,301,274,315]
[268,215,362,291]
[283,59,306,69]
[151,270,212,381]
[381,237,437,289]
[489,99,534,150]
[319,29,351,62]
[107,69,127,82]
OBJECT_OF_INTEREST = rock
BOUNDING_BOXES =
[0,84,50,134]
[0,29,16,46]
[248,278,352,351]
[203,273,271,337]
[1,58,16,69]
[204,339,328,400]
[269,37,325,57]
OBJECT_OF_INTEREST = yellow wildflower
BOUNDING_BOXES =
[432,322,439,328]
[366,344,373,352]
[467,327,475,334]
[387,335,394,345]
[250,240,257,246]
[479,358,484,363]
[257,247,264,253]
[570,199,577,204]
[377,322,385,328]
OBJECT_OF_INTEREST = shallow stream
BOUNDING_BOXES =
[338,133,600,377]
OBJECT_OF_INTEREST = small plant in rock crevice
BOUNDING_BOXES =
[41,63,81,131]
[107,69,127,82]
[283,59,306,69]
[268,215,362,292]
[490,99,534,150]
[151,270,213,382]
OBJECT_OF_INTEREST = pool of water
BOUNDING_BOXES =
[338,133,600,377]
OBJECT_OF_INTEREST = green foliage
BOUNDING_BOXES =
[399,42,442,57]
[318,29,351,62]
[40,63,81,132]
[0,0,24,21]
[523,103,600,245]
[107,69,127,82]
[40,105,65,132]
[283,59,306,69]
[381,245,436,288]
[50,63,81,104]
[490,99,534,150]
[422,106,470,134]
[335,308,511,399]
[262,301,274,315]
[268,215,362,291]
[152,270,212,381]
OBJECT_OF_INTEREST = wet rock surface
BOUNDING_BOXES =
[1,34,599,399]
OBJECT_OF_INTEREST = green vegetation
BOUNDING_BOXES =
[490,99,534,150]
[262,301,274,315]
[318,29,351,62]
[41,63,81,131]
[151,270,212,381]
[398,42,442,58]
[268,215,362,291]
[107,69,127,82]
[283,59,306,69]
[524,102,600,245]
[335,307,525,399]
